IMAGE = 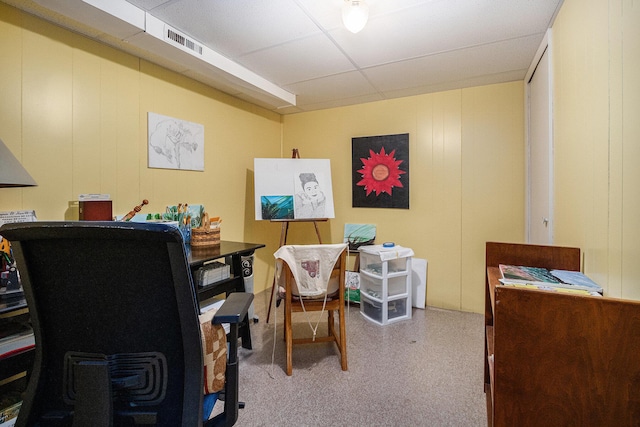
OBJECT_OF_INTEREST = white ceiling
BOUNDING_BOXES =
[3,0,563,114]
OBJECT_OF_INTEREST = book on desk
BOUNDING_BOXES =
[498,264,603,294]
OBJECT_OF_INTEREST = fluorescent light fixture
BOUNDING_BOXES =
[83,0,295,108]
[342,0,369,34]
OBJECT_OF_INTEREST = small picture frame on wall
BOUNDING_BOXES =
[148,112,204,171]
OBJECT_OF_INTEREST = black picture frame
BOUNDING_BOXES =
[352,133,409,209]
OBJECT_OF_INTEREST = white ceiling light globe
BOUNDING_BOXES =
[342,0,369,34]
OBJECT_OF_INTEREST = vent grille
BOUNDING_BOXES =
[166,28,203,55]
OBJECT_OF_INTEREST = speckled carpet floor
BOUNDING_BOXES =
[223,289,487,427]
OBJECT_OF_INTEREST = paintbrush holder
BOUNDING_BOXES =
[191,226,220,247]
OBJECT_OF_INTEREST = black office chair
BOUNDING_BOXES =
[0,221,251,427]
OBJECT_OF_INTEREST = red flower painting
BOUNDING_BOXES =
[356,147,406,196]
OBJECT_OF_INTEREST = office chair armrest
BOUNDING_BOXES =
[206,292,253,427]
[213,293,254,325]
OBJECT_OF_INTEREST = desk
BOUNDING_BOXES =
[186,240,265,349]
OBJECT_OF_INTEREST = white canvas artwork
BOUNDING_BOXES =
[148,112,204,171]
[254,158,335,221]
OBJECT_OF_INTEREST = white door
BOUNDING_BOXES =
[527,33,553,245]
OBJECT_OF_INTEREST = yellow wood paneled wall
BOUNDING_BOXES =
[0,3,283,295]
[552,0,640,300]
[283,83,525,313]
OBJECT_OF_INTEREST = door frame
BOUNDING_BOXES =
[525,29,554,244]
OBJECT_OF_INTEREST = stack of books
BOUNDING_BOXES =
[499,264,603,296]
[195,262,230,287]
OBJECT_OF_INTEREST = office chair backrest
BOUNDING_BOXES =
[0,221,204,426]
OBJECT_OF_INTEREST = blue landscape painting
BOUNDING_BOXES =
[261,195,294,220]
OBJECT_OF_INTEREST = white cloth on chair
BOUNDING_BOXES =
[274,243,348,297]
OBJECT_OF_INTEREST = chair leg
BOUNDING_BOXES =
[338,304,348,371]
[285,296,293,376]
[282,297,287,343]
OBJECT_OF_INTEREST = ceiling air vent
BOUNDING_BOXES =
[165,27,203,56]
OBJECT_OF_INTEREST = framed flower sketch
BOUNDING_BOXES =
[148,112,204,171]
[352,133,409,209]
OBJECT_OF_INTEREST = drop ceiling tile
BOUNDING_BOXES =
[284,71,380,105]
[362,34,542,93]
[295,0,344,30]
[296,92,385,112]
[237,34,356,85]
[380,69,527,100]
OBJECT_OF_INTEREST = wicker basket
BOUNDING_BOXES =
[191,227,220,247]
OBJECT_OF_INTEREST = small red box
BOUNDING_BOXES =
[79,200,112,221]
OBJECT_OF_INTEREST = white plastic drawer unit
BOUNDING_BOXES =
[358,244,413,325]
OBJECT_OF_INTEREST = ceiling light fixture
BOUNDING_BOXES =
[342,0,369,34]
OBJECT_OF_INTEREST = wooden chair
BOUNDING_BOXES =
[275,243,348,376]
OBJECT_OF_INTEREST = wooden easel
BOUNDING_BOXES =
[266,148,327,323]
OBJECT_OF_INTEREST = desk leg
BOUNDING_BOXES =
[266,222,289,323]
[229,254,253,350]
